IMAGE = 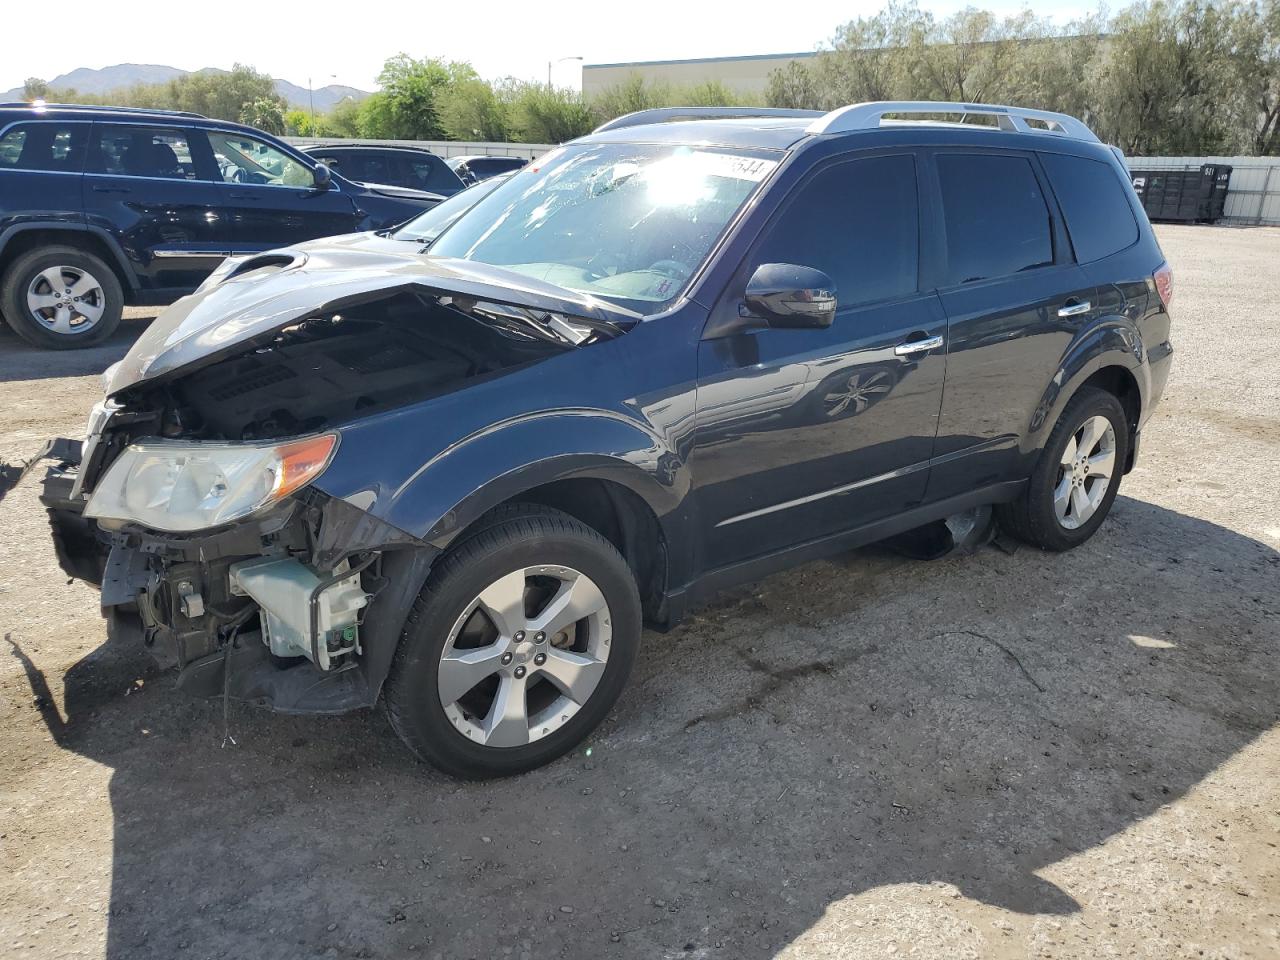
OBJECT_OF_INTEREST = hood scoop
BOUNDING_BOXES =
[224,252,305,281]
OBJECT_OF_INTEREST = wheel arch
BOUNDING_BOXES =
[1025,322,1147,472]
[0,223,138,296]
[316,410,690,622]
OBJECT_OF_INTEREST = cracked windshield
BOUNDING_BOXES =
[429,144,778,311]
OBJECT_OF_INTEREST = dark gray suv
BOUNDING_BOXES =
[15,101,1173,778]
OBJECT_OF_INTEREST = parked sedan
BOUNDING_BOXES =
[304,145,466,196]
[446,154,527,185]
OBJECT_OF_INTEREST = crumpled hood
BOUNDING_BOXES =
[104,238,639,396]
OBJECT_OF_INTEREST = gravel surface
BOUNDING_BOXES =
[1,225,1278,960]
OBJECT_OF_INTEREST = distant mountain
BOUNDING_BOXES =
[272,78,368,112]
[2,63,369,112]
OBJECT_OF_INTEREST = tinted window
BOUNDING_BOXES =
[937,154,1053,285]
[404,154,464,192]
[0,123,87,172]
[344,154,390,184]
[1041,152,1139,263]
[753,154,919,309]
[90,125,198,180]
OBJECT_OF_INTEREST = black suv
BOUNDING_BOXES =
[301,143,467,196]
[447,154,528,184]
[0,104,443,349]
[20,102,1173,779]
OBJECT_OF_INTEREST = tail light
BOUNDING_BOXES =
[1153,262,1173,309]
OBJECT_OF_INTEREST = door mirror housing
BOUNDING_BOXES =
[312,162,333,190]
[742,263,837,329]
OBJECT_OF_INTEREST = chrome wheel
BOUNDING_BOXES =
[438,565,612,748]
[26,265,106,335]
[1053,414,1116,530]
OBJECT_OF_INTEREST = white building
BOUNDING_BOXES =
[582,51,817,99]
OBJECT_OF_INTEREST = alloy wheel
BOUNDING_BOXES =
[1053,414,1116,529]
[438,565,612,748]
[26,265,107,335]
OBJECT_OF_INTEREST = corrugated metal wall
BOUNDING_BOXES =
[1126,156,1280,226]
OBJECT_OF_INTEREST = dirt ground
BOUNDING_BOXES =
[0,225,1278,960]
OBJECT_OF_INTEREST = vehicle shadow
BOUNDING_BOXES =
[14,496,1280,958]
[0,314,152,383]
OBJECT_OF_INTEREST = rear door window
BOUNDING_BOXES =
[405,154,463,192]
[936,153,1054,286]
[752,154,920,309]
[89,125,199,180]
[0,122,87,172]
[1040,152,1140,263]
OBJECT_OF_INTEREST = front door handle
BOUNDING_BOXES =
[894,334,944,356]
[91,185,130,194]
[1057,300,1092,318]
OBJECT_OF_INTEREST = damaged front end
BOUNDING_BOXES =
[41,432,433,713]
[23,248,634,714]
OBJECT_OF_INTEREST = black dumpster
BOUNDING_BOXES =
[1130,164,1232,223]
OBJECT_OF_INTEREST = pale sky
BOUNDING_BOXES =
[4,0,1097,93]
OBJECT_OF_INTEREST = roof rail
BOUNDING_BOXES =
[806,101,1099,142]
[593,106,823,134]
[0,102,208,119]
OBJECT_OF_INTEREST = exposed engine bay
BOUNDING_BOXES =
[131,290,590,443]
[30,284,624,714]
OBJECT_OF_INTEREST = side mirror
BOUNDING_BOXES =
[312,162,332,190]
[742,263,837,329]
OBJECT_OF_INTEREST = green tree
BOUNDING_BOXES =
[811,0,929,106]
[368,54,479,139]
[1089,0,1235,154]
[166,64,286,124]
[765,61,822,109]
[439,76,510,141]
[22,78,49,102]
[509,84,595,142]
[326,98,364,138]
[591,74,672,120]
[240,96,285,134]
[1223,0,1280,154]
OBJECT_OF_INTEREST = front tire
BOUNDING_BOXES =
[1,245,124,349]
[385,504,642,779]
[997,386,1130,551]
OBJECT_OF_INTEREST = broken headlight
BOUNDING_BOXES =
[84,434,337,532]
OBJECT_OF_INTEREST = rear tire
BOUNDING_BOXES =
[385,504,641,779]
[997,386,1130,551]
[1,245,124,349]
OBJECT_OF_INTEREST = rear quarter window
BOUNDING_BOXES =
[0,122,87,172]
[1040,152,1140,263]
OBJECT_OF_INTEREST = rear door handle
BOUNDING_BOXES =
[894,334,944,356]
[227,192,259,200]
[1057,300,1092,318]
[91,185,130,194]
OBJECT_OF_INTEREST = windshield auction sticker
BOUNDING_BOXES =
[696,153,779,182]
